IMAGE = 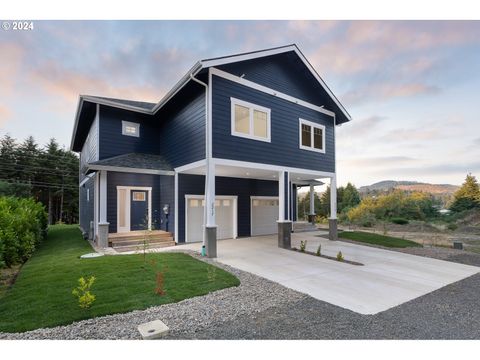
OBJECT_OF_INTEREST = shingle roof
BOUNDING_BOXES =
[88,153,172,171]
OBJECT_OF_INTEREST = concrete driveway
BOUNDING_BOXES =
[163,231,480,314]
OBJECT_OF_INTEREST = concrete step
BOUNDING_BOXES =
[110,237,174,247]
[113,241,176,253]
[292,221,318,232]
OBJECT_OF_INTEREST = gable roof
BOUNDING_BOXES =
[71,44,351,151]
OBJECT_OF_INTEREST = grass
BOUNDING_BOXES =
[0,224,240,333]
[339,231,422,248]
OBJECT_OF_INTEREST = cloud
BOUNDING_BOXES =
[474,138,480,146]
[374,161,480,177]
[338,115,386,136]
[0,42,25,96]
[342,82,441,105]
[380,127,442,142]
[0,105,12,127]
[341,156,418,167]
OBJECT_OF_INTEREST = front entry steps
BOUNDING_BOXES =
[292,221,318,233]
[108,230,175,253]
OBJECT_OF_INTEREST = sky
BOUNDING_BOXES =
[0,20,479,187]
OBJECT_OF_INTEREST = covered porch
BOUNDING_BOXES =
[175,158,338,257]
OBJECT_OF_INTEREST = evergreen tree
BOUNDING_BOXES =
[340,182,361,212]
[450,174,480,212]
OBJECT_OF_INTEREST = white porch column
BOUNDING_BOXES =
[278,171,285,222]
[98,170,109,248]
[309,184,315,215]
[204,160,217,257]
[329,174,338,240]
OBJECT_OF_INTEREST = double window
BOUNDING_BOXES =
[122,121,140,137]
[299,118,325,153]
[231,98,271,142]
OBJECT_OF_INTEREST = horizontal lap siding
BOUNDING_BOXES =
[177,174,278,243]
[99,106,160,160]
[106,172,161,233]
[212,75,335,173]
[157,89,206,168]
[159,175,175,234]
[79,175,95,236]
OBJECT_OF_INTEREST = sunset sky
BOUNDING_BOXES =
[0,20,479,187]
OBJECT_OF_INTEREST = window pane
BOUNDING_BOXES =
[234,104,250,134]
[118,189,126,227]
[223,199,231,206]
[253,110,267,138]
[313,127,323,150]
[133,191,146,201]
[301,124,311,147]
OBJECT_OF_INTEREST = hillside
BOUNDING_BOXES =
[359,180,459,195]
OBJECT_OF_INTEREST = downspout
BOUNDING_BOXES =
[189,73,209,249]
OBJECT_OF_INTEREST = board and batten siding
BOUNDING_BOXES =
[79,174,95,237]
[98,105,160,160]
[106,172,161,233]
[156,89,206,168]
[211,75,335,173]
[80,109,99,180]
[177,174,278,243]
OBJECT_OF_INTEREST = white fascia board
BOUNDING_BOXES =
[210,68,335,118]
[87,164,174,176]
[174,159,207,173]
[82,96,153,115]
[70,96,85,151]
[212,158,335,178]
[200,45,297,68]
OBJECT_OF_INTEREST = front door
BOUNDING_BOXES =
[130,190,148,231]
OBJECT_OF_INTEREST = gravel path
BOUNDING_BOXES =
[2,248,480,340]
[0,251,305,340]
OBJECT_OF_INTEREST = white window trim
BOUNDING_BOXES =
[116,186,152,233]
[122,120,140,137]
[299,118,326,154]
[230,97,271,143]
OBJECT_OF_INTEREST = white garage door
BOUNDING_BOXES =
[186,196,236,242]
[251,197,279,236]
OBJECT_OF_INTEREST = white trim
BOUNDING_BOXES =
[94,173,99,238]
[95,104,100,161]
[121,120,140,137]
[79,173,94,187]
[212,157,335,179]
[87,164,174,176]
[230,97,271,143]
[287,172,290,221]
[185,194,237,243]
[201,46,296,68]
[278,171,285,222]
[174,159,207,173]
[174,172,179,243]
[211,67,335,118]
[250,196,279,236]
[116,186,152,232]
[299,118,326,154]
[86,188,90,202]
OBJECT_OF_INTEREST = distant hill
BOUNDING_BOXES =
[359,180,459,195]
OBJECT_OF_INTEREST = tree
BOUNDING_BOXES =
[339,182,360,212]
[450,174,480,212]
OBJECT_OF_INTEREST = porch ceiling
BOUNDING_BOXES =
[181,163,326,183]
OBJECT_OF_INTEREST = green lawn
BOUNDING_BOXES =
[0,225,239,333]
[339,231,422,248]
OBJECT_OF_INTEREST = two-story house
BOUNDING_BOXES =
[70,44,352,257]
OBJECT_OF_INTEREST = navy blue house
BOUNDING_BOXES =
[71,44,352,256]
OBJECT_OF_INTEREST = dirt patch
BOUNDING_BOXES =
[0,265,22,298]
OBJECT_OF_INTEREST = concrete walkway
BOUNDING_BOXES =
[158,231,480,314]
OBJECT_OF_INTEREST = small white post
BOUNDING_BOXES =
[330,175,337,220]
[309,184,315,215]
[278,171,285,222]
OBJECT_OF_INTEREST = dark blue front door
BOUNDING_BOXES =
[130,190,148,231]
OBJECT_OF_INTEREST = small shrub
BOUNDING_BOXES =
[300,240,307,252]
[391,217,409,225]
[447,223,458,231]
[72,276,96,309]
[336,251,344,262]
[155,271,166,296]
[316,245,321,256]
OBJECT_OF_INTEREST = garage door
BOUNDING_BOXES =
[251,197,279,236]
[186,196,236,242]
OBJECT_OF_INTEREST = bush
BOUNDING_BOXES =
[316,245,321,256]
[300,240,307,252]
[447,223,458,231]
[0,196,48,268]
[72,276,96,309]
[336,251,344,262]
[391,217,409,225]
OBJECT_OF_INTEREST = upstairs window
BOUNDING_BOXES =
[122,121,140,137]
[299,118,325,153]
[231,98,271,142]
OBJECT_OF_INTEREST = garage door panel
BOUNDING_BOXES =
[251,197,279,236]
[186,196,236,242]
